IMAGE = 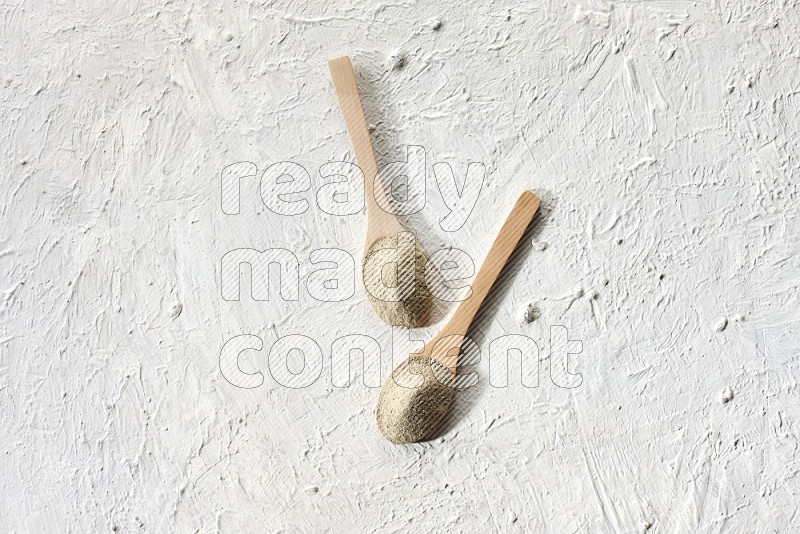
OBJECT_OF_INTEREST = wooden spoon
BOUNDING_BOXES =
[328,55,432,328]
[376,191,541,444]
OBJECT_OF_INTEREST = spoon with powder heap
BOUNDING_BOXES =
[328,56,433,328]
[376,191,541,444]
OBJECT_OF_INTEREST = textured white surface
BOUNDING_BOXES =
[2,0,799,532]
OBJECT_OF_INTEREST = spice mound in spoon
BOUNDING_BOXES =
[362,235,433,328]
[376,357,455,444]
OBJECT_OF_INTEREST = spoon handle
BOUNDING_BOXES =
[328,56,386,223]
[443,191,541,338]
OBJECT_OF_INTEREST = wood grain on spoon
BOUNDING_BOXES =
[418,191,541,373]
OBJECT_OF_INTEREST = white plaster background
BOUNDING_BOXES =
[1,0,799,532]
